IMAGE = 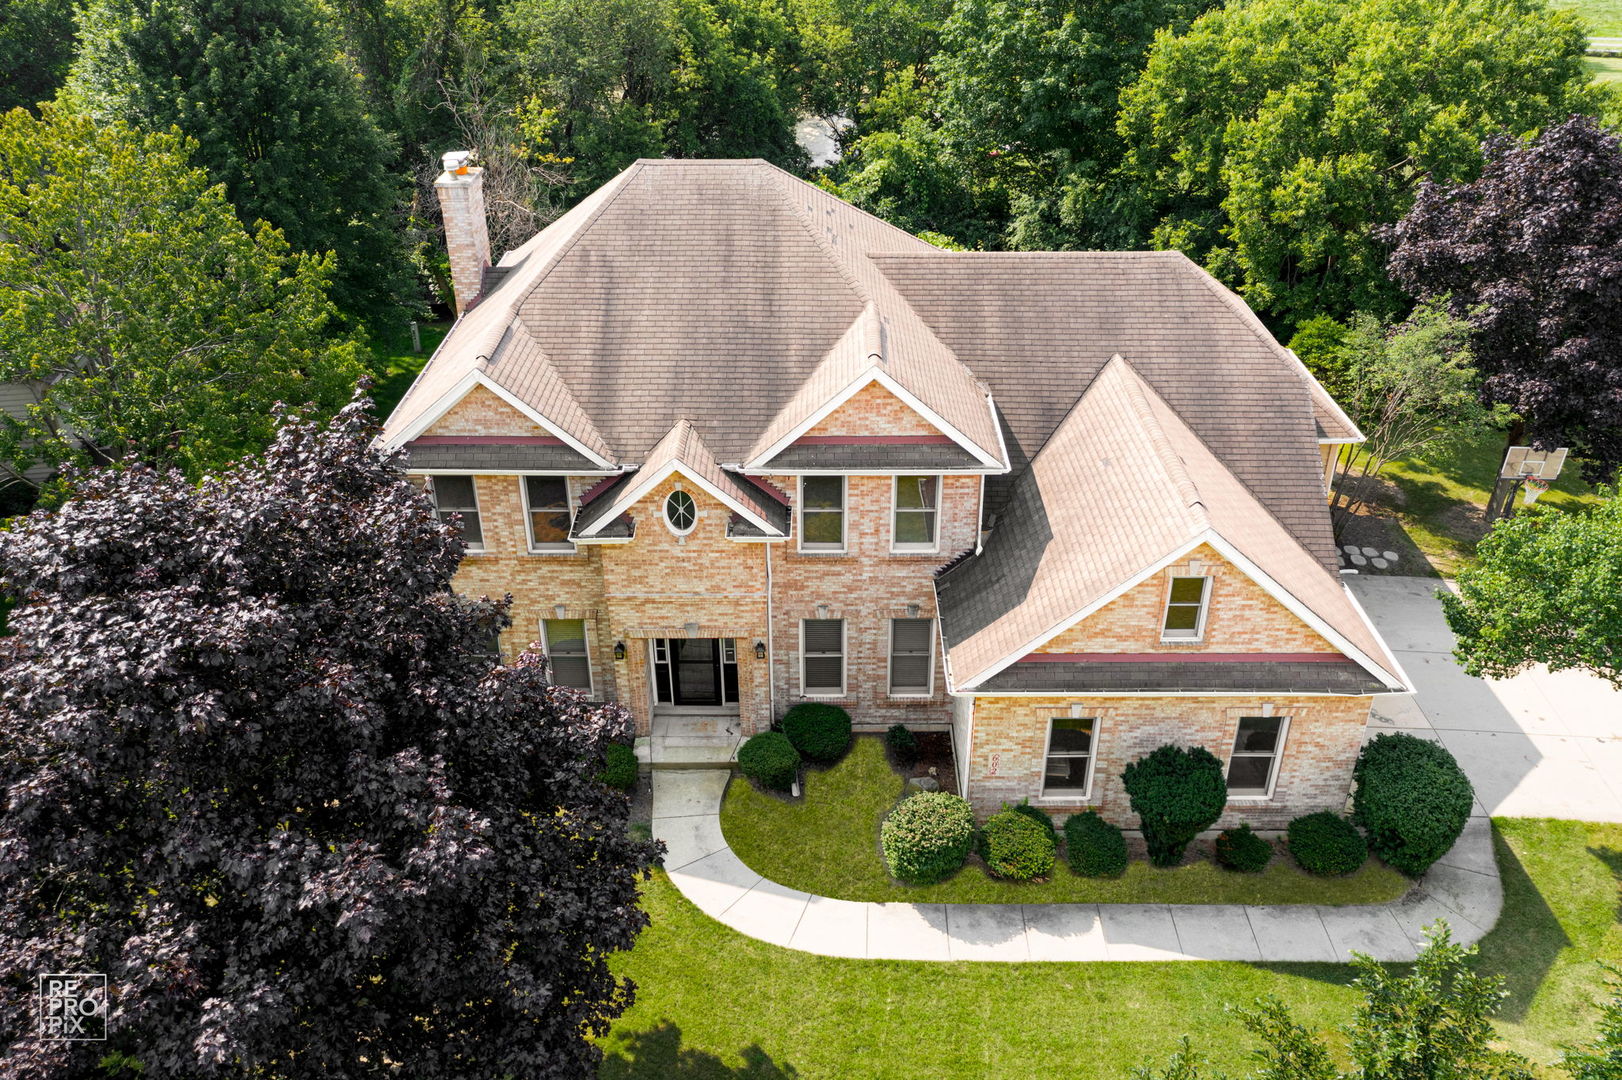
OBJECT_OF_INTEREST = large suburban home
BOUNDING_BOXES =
[378,154,1410,828]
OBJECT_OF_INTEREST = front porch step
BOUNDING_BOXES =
[635,735,740,771]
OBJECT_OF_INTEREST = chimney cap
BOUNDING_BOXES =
[440,149,475,175]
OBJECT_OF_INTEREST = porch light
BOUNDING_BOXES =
[754,640,767,660]
[613,640,627,661]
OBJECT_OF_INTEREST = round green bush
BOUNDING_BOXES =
[1011,800,1058,844]
[885,723,919,768]
[1352,732,1474,876]
[980,809,1056,881]
[597,742,639,792]
[1121,744,1228,867]
[1063,810,1128,877]
[737,731,800,792]
[1287,811,1368,876]
[1214,823,1273,873]
[881,791,976,884]
[781,703,852,763]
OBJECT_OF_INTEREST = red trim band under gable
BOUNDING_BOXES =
[409,435,566,446]
[1020,652,1346,664]
[792,434,957,445]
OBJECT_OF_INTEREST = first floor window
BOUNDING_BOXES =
[1227,716,1287,796]
[542,618,593,693]
[429,475,483,550]
[801,618,845,694]
[1162,575,1209,639]
[888,618,933,694]
[800,476,845,550]
[1044,716,1096,795]
[524,476,574,550]
[892,475,939,550]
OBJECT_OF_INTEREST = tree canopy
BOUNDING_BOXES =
[0,396,659,1077]
[0,107,364,496]
[0,0,76,112]
[1388,114,1622,482]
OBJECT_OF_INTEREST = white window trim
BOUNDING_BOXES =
[1226,715,1290,800]
[428,474,485,553]
[889,475,941,554]
[1160,574,1211,642]
[796,475,846,554]
[521,475,577,554]
[799,617,846,697]
[540,618,594,696]
[663,487,698,537]
[886,617,935,697]
[1039,713,1098,800]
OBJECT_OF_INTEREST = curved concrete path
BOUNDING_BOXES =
[652,770,1502,963]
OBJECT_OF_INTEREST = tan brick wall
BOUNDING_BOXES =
[422,385,550,439]
[804,382,947,438]
[1036,543,1340,656]
[435,169,491,316]
[965,693,1370,829]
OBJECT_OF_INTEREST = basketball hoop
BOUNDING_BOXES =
[1522,474,1551,505]
[1489,446,1568,521]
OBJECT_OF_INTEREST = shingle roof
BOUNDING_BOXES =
[976,658,1387,694]
[401,440,598,472]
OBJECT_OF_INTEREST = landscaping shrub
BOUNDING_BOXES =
[738,731,800,792]
[1011,800,1058,844]
[885,723,919,768]
[1063,810,1129,878]
[1352,732,1474,876]
[1121,744,1228,867]
[881,791,976,884]
[979,808,1057,880]
[598,743,639,792]
[1288,811,1368,876]
[781,702,852,763]
[1215,823,1273,873]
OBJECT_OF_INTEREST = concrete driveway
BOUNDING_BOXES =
[1349,575,1622,822]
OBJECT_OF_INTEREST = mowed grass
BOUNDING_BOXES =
[719,736,1409,906]
[1585,54,1622,84]
[366,320,449,419]
[1552,0,1622,34]
[603,819,1622,1079]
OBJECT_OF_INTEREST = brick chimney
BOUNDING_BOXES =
[434,150,491,317]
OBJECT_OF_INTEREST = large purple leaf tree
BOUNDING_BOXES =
[0,397,659,1078]
[1386,114,1622,481]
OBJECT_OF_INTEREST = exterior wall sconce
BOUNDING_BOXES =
[754,640,767,660]
[613,641,627,661]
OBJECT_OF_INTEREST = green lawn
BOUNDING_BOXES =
[366,320,449,419]
[602,818,1622,1079]
[1585,54,1622,84]
[1552,0,1622,34]
[720,736,1409,906]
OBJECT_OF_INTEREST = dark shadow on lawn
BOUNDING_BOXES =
[1589,845,1622,927]
[601,1022,799,1080]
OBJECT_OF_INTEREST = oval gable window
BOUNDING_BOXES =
[664,489,697,535]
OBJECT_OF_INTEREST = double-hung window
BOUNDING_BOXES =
[542,619,593,693]
[799,476,845,551]
[1227,716,1287,797]
[524,476,574,552]
[892,476,939,551]
[801,618,845,695]
[1043,716,1096,796]
[888,618,934,695]
[1161,576,1210,640]
[429,475,483,551]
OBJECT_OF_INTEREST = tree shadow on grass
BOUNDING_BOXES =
[1588,845,1622,927]
[1468,826,1573,1023]
[601,1023,799,1080]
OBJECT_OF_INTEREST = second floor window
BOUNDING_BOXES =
[430,475,483,551]
[1162,576,1210,640]
[801,618,845,695]
[800,476,845,551]
[892,476,939,551]
[524,476,573,551]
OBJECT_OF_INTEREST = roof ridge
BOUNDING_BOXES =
[768,170,874,306]
[1102,356,1210,531]
[505,160,648,314]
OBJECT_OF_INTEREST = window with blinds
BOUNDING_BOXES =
[801,618,845,695]
[889,618,933,694]
[429,475,483,550]
[542,619,592,693]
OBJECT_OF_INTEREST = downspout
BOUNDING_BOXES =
[975,474,987,555]
[765,541,776,726]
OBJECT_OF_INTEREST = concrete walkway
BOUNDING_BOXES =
[652,770,1501,963]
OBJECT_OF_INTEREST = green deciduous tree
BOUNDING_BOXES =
[1443,490,1622,688]
[0,107,364,494]
[0,0,76,112]
[1116,0,1599,328]
[68,0,412,325]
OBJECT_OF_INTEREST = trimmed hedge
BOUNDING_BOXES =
[1011,800,1058,844]
[1352,732,1474,876]
[885,723,919,768]
[782,703,852,763]
[1214,823,1273,873]
[598,743,639,792]
[881,791,976,884]
[980,809,1057,881]
[1121,744,1228,867]
[1287,812,1367,876]
[1063,810,1128,878]
[738,731,800,792]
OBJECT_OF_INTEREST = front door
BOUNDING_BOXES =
[652,638,739,707]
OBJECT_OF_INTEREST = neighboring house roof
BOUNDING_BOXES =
[935,356,1405,693]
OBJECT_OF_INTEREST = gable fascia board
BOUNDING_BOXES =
[384,371,616,470]
[578,459,783,537]
[1202,532,1408,691]
[746,368,1006,472]
[955,534,1209,691]
[1287,347,1366,443]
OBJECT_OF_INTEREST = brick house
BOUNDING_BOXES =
[379,154,1409,827]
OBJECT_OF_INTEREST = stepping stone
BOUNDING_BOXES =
[1371,558,1389,569]
[1350,553,1368,566]
[1343,544,1362,554]
[1361,546,1381,556]
[1382,550,1399,561]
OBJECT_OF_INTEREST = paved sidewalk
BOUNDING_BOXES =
[652,770,1501,963]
